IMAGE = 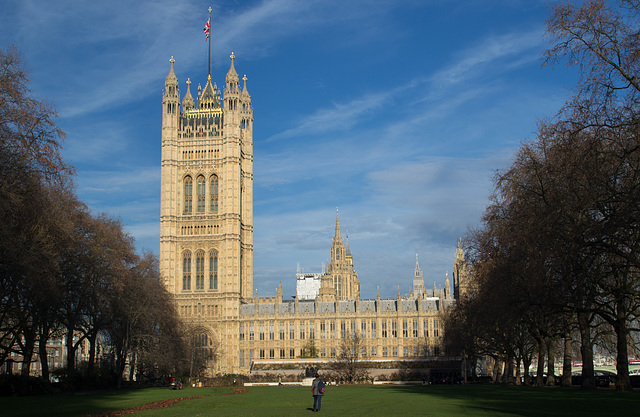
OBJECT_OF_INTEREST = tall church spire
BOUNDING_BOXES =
[412,254,425,299]
[334,208,342,243]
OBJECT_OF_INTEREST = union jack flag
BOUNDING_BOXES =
[204,18,210,40]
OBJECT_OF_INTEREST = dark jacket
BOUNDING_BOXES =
[311,377,324,396]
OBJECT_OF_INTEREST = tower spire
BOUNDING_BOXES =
[334,207,341,239]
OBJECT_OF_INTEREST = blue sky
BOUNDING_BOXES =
[0,0,577,299]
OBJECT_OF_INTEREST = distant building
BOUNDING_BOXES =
[159,55,468,375]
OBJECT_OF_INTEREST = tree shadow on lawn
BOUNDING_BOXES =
[372,384,640,416]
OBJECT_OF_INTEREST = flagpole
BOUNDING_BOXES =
[208,6,212,77]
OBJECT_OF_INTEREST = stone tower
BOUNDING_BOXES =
[412,254,426,298]
[160,54,253,373]
[452,239,466,299]
[319,209,360,300]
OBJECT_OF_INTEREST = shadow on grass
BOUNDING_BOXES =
[371,384,640,416]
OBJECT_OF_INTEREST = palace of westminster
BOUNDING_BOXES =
[160,53,468,375]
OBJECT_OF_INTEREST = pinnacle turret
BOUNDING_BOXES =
[182,78,195,111]
[226,52,239,93]
[242,74,249,96]
[165,56,178,87]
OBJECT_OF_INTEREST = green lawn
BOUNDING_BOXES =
[2,384,640,417]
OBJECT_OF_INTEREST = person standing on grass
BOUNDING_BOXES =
[311,373,326,412]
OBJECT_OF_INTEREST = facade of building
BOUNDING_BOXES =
[160,55,467,375]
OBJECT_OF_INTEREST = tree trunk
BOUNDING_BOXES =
[561,332,572,387]
[514,357,522,385]
[128,352,136,383]
[492,356,502,383]
[65,327,76,373]
[87,331,97,378]
[20,331,35,378]
[613,317,632,391]
[38,329,50,382]
[523,356,532,385]
[546,339,555,386]
[577,311,595,389]
[536,340,545,387]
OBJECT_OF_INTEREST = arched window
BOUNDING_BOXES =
[196,251,205,290]
[197,176,205,213]
[210,174,219,213]
[184,176,193,213]
[194,332,213,360]
[209,250,218,290]
[182,251,191,290]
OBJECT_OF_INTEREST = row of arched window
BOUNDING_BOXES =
[183,250,218,291]
[184,174,219,214]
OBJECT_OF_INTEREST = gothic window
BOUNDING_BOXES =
[195,251,205,290]
[434,319,439,337]
[289,323,295,340]
[392,321,397,338]
[361,322,367,338]
[270,323,274,340]
[309,323,315,339]
[424,319,429,337]
[249,324,254,341]
[184,176,193,213]
[194,333,213,360]
[239,324,245,341]
[209,250,218,290]
[382,321,387,338]
[260,324,265,341]
[210,174,219,213]
[182,252,191,290]
[403,320,408,338]
[197,176,206,212]
[280,324,285,340]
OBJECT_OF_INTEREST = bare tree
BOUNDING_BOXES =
[331,332,369,383]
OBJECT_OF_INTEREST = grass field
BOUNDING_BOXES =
[2,384,640,417]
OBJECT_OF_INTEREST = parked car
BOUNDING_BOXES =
[571,370,616,387]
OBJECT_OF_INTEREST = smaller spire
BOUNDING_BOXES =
[182,78,194,110]
[242,74,249,96]
[165,56,178,86]
[226,52,239,91]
